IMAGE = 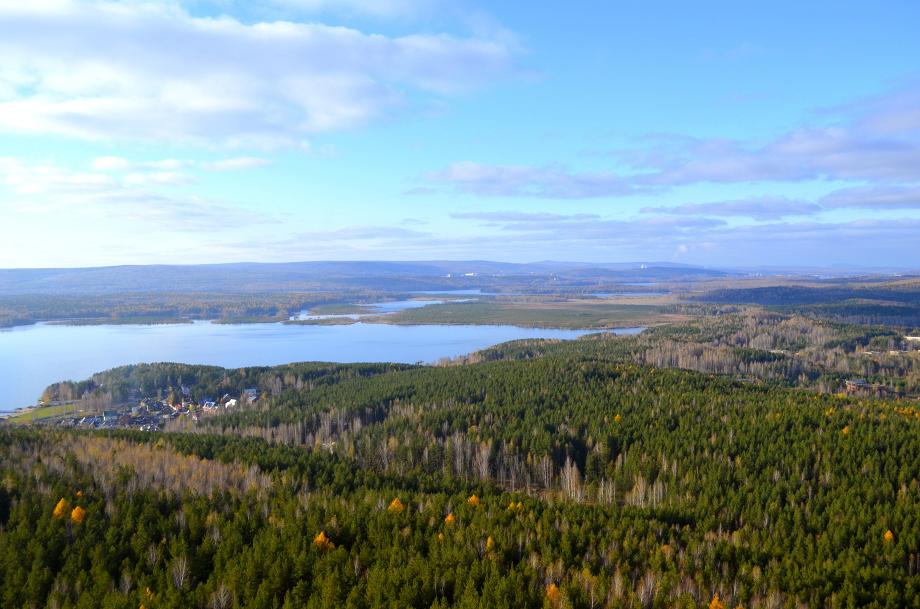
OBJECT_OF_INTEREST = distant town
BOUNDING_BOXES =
[8,387,260,430]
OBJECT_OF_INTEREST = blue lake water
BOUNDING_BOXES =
[0,321,643,411]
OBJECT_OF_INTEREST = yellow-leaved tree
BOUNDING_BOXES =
[313,531,333,550]
[53,498,70,519]
[70,506,86,524]
[709,593,726,609]
[387,498,405,513]
[545,583,562,608]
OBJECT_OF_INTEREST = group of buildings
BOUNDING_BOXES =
[52,388,259,431]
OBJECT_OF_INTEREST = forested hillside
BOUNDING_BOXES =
[692,281,920,327]
[471,313,920,397]
[3,346,920,608]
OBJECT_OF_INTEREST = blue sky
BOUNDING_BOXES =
[1,0,919,268]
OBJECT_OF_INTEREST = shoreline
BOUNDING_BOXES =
[2,317,658,332]
[0,404,36,420]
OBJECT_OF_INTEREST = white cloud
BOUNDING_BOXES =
[0,157,267,230]
[622,85,920,186]
[421,84,920,199]
[0,156,113,194]
[0,1,516,146]
[92,156,131,171]
[422,162,645,198]
[820,185,920,210]
[203,157,272,171]
[270,0,438,19]
[122,171,192,186]
[441,207,920,267]
[636,187,920,219]
[92,155,271,173]
[640,197,822,220]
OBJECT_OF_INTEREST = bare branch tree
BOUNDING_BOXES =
[171,555,190,591]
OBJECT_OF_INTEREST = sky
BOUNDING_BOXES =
[1,0,920,269]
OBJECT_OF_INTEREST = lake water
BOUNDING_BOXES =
[0,321,643,411]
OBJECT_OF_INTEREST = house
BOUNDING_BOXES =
[225,398,238,408]
[243,388,259,404]
[845,379,870,394]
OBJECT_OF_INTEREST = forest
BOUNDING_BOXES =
[693,280,920,327]
[4,314,920,608]
[0,291,388,328]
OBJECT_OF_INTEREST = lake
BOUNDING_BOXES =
[0,321,643,411]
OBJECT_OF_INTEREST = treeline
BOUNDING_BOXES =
[786,301,920,328]
[0,290,391,328]
[470,313,920,396]
[692,282,920,307]
[42,361,414,404]
[691,281,920,327]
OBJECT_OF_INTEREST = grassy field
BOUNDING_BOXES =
[304,303,375,315]
[284,316,359,325]
[5,403,78,423]
[376,299,683,328]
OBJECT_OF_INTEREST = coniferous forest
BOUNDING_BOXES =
[3,322,920,608]
[4,0,920,606]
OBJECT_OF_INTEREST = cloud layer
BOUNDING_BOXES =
[421,84,920,205]
[1,156,270,231]
[0,1,516,146]
[421,162,643,198]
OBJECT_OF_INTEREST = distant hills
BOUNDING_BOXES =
[0,261,730,295]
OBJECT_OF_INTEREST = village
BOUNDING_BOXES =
[38,387,260,431]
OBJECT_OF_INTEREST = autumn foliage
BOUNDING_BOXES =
[545,583,561,608]
[467,494,479,508]
[387,497,405,513]
[70,506,86,524]
[52,498,70,519]
[313,531,333,550]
